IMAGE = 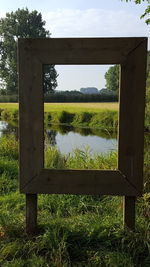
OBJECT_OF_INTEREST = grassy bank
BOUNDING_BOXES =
[0,102,119,130]
[1,102,150,132]
[0,136,150,266]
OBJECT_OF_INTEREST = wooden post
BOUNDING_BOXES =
[123,196,136,230]
[26,194,37,235]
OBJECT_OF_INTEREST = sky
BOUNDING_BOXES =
[0,0,149,91]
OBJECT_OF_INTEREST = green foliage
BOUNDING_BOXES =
[121,0,150,24]
[45,146,66,169]
[43,64,58,95]
[1,107,119,131]
[0,95,18,102]
[1,109,13,121]
[89,110,118,129]
[66,148,117,170]
[105,65,120,94]
[1,109,18,122]
[0,8,58,95]
[58,110,75,124]
[0,136,18,160]
[44,91,118,102]
[73,112,93,125]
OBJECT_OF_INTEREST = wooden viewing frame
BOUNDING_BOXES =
[18,37,147,235]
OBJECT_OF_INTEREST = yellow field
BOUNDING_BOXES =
[0,102,118,113]
[0,103,19,110]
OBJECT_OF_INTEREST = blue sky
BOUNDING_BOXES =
[0,0,149,91]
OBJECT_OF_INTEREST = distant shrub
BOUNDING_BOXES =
[1,109,14,121]
[0,95,18,102]
[58,111,75,124]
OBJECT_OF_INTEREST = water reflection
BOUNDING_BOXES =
[47,124,117,139]
[45,124,117,155]
[0,121,118,155]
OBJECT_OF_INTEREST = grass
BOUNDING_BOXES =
[0,136,150,266]
[44,102,119,113]
[0,102,119,113]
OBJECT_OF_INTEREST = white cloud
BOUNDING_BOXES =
[0,11,6,18]
[43,8,149,44]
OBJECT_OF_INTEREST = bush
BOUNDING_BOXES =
[58,111,75,124]
[1,109,14,121]
[12,109,19,121]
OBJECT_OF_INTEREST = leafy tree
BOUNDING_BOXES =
[0,8,58,95]
[104,65,120,94]
[121,0,150,24]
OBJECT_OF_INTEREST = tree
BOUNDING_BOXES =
[121,0,150,24]
[0,8,58,95]
[104,65,120,94]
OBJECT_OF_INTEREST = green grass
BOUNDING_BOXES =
[0,102,118,113]
[44,102,119,113]
[0,136,150,266]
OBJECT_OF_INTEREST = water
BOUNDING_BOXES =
[0,121,117,155]
[46,125,117,155]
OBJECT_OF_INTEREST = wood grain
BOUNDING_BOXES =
[18,40,44,190]
[118,38,147,194]
[18,37,145,65]
[21,169,138,195]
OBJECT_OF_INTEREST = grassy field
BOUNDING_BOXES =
[0,102,119,113]
[0,104,150,266]
[0,136,150,266]
[44,102,119,113]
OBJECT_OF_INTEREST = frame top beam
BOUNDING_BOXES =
[18,37,147,65]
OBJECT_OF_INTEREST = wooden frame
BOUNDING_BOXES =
[18,38,147,233]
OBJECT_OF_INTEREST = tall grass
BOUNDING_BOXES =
[0,137,150,266]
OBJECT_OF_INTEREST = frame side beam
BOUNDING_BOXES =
[19,44,44,189]
[118,39,147,193]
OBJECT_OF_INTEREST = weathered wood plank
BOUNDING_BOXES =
[21,169,138,195]
[118,38,147,194]
[18,37,146,65]
[18,41,44,190]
